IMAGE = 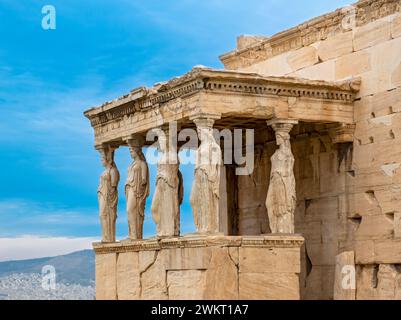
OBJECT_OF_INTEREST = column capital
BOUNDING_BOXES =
[193,118,216,129]
[190,113,221,126]
[267,119,298,134]
[266,118,298,127]
[95,143,118,154]
[124,135,145,148]
[95,143,108,151]
[191,113,221,129]
[329,123,355,144]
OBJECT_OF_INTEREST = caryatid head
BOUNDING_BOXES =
[194,118,216,144]
[197,126,214,143]
[130,146,146,161]
[157,131,168,153]
[127,136,146,161]
[275,130,290,147]
[99,146,115,168]
[269,122,295,149]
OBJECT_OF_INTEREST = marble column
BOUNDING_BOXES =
[265,119,298,234]
[97,145,120,243]
[151,127,181,237]
[125,137,150,240]
[190,116,222,234]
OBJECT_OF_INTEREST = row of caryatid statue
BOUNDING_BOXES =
[97,117,222,242]
[97,118,298,243]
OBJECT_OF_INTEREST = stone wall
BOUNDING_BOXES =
[94,235,304,300]
[236,129,351,299]
[227,5,401,300]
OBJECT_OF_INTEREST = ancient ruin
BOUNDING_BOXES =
[84,0,401,300]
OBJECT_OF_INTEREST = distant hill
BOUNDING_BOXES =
[0,250,95,286]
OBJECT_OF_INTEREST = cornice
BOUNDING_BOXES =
[84,68,359,129]
[92,235,305,254]
[219,0,401,69]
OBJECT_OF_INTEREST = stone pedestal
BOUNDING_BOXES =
[94,235,304,300]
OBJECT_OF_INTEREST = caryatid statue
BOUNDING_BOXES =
[97,146,120,243]
[125,141,150,240]
[190,118,222,234]
[265,120,297,234]
[151,129,181,237]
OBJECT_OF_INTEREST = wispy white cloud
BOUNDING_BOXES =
[0,199,98,237]
[0,0,352,243]
[0,236,96,262]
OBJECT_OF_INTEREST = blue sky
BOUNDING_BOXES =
[0,0,351,248]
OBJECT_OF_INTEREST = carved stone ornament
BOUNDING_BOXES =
[266,120,297,234]
[97,145,120,243]
[151,129,181,237]
[125,140,150,240]
[190,117,222,234]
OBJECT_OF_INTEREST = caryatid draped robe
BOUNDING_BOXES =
[266,143,296,233]
[125,158,149,239]
[98,164,120,242]
[151,153,180,237]
[190,133,222,233]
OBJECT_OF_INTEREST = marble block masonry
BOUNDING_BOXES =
[85,0,401,300]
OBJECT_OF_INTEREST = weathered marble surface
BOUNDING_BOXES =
[151,129,180,237]
[333,251,356,300]
[125,145,149,240]
[226,1,401,300]
[93,235,304,300]
[86,0,401,301]
[98,147,120,243]
[190,118,222,234]
[266,120,297,234]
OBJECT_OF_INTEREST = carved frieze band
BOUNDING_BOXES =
[92,235,305,254]
[85,71,357,131]
[220,0,401,69]
[89,79,203,127]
